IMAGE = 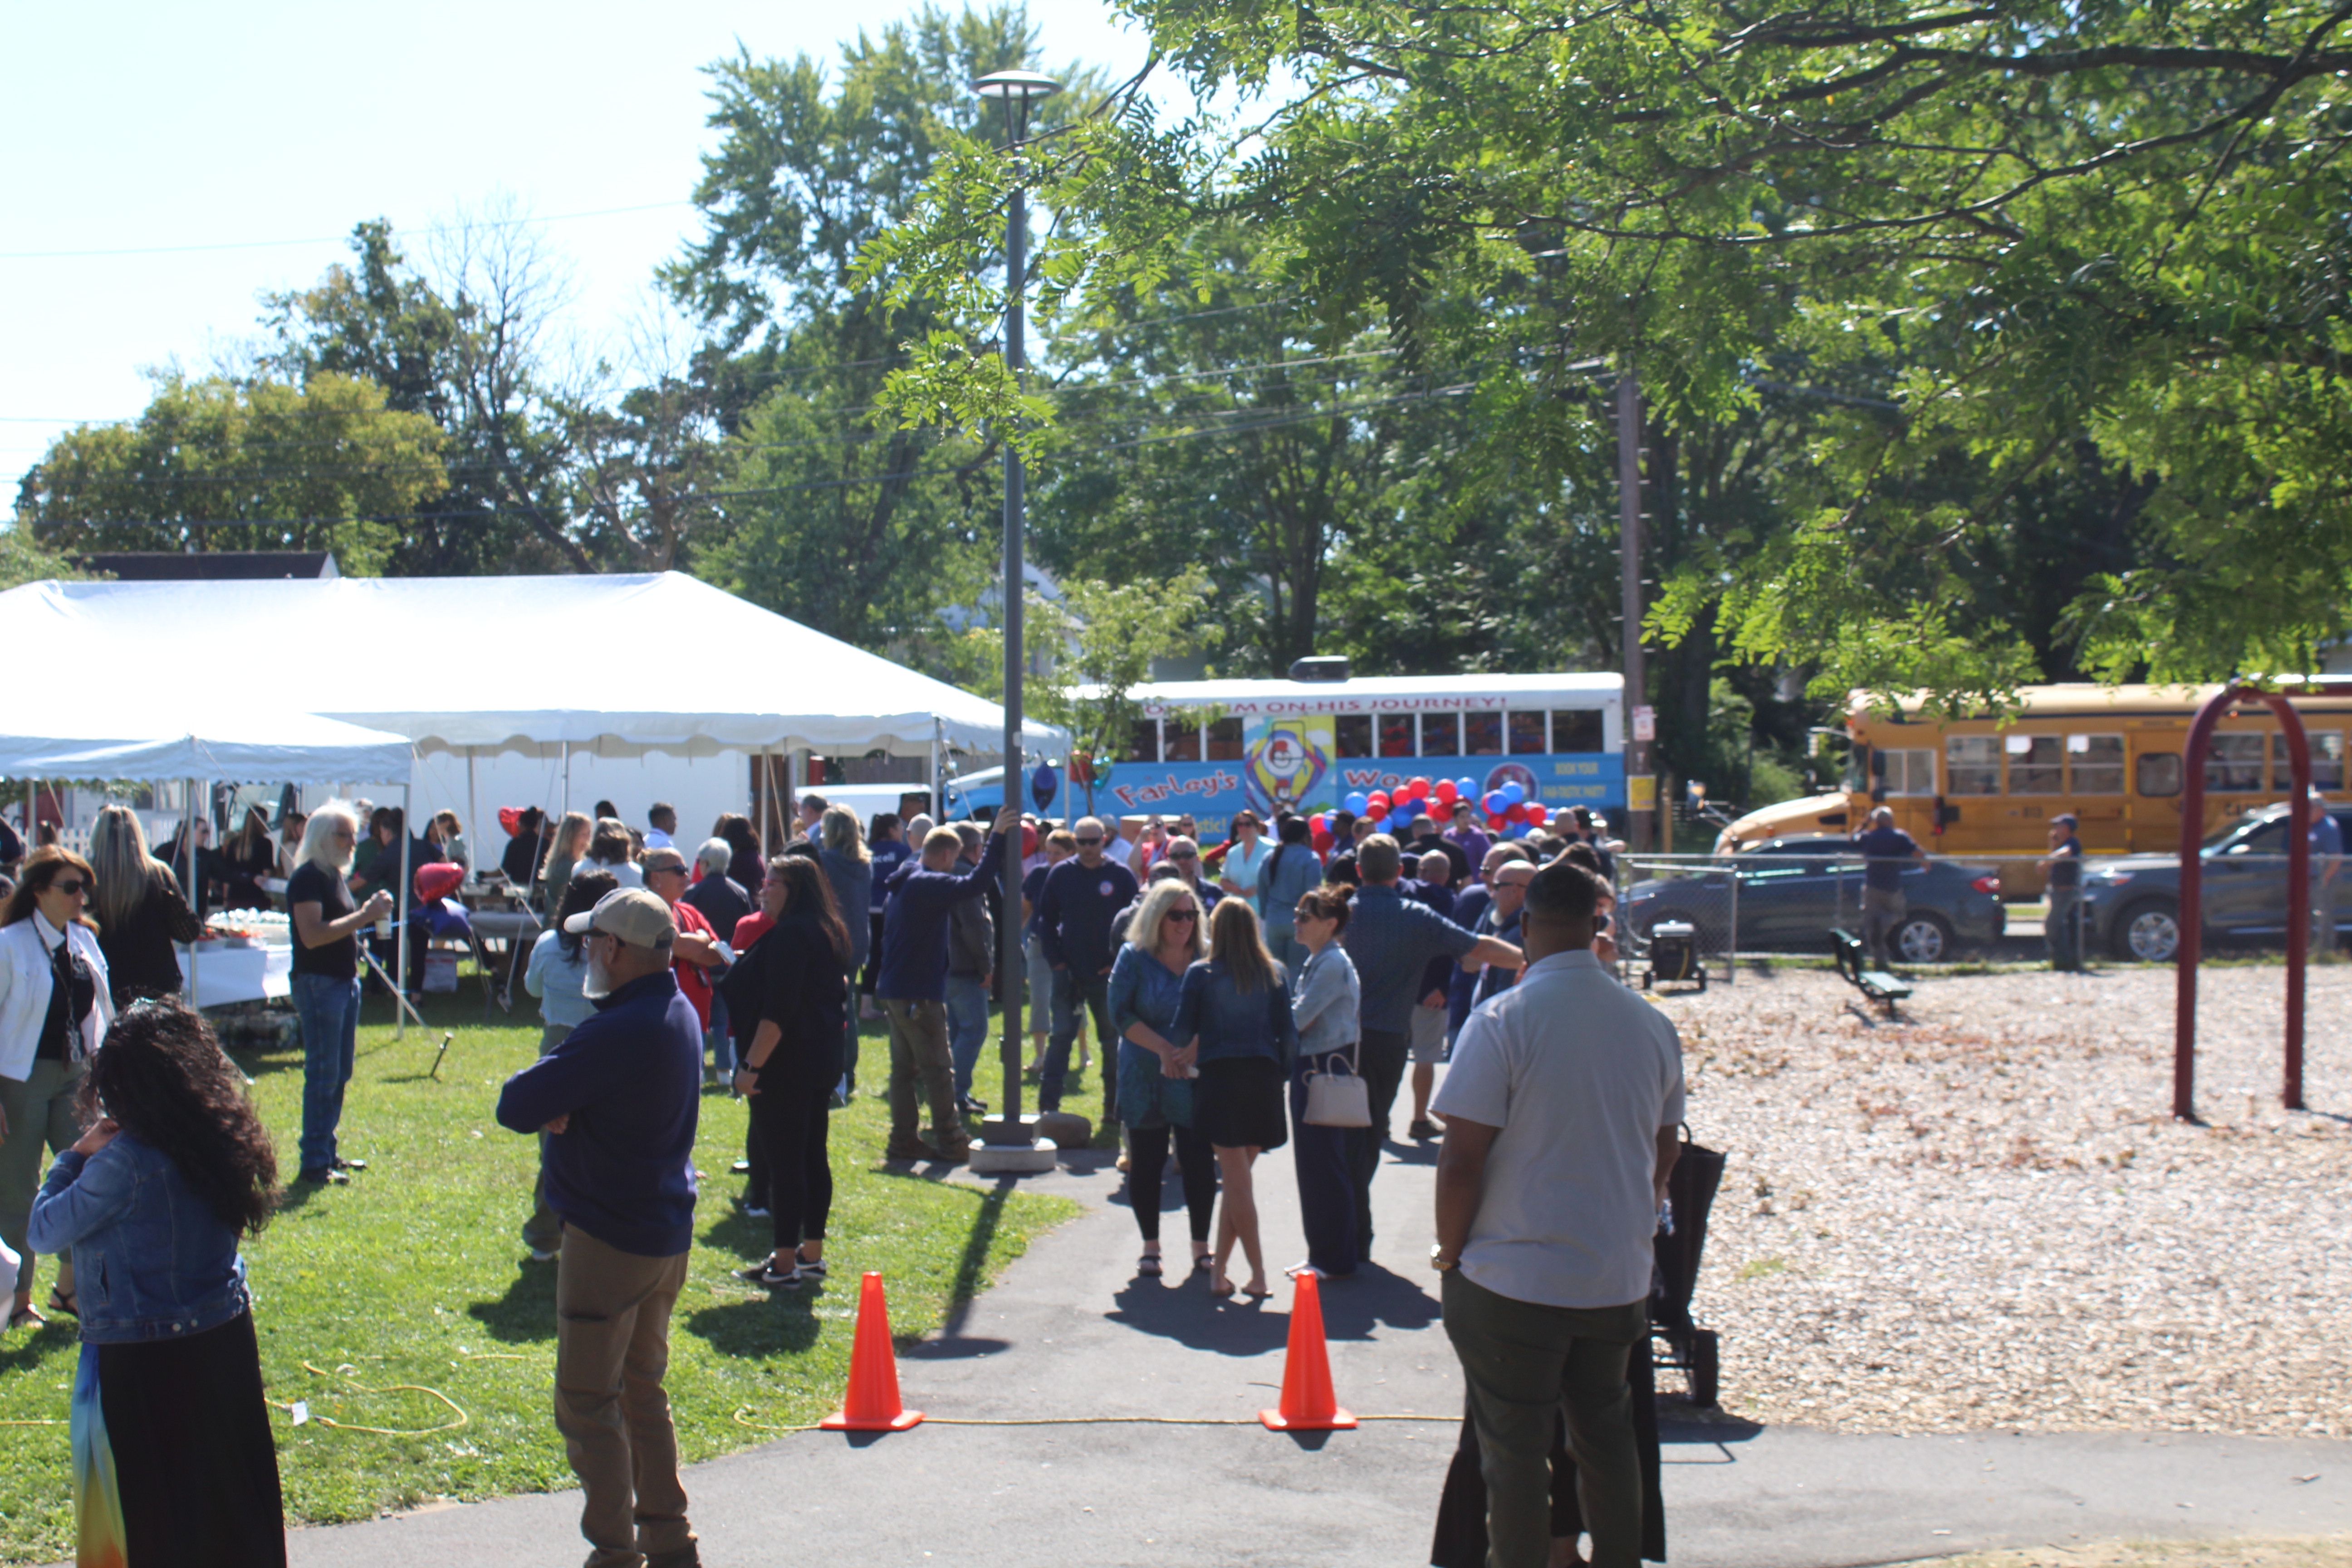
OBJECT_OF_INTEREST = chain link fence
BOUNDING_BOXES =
[1613,851,2025,967]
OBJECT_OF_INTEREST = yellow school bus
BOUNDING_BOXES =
[1713,684,2352,897]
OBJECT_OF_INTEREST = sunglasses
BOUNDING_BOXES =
[1166,908,1199,922]
[1075,836,1102,846]
[48,878,91,896]
[1171,851,1199,861]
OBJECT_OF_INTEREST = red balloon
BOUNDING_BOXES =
[1368,789,1390,807]
[1503,802,1528,823]
[1487,814,1507,831]
[1408,776,1431,798]
[1366,802,1389,821]
[1433,780,1458,805]
[1526,804,1549,825]
[1311,829,1334,853]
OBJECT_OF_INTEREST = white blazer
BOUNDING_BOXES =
[0,915,114,1082]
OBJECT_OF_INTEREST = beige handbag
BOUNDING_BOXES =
[1302,1040,1372,1127]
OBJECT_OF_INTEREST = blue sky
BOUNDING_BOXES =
[0,0,1168,484]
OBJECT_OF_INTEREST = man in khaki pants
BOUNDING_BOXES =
[498,888,703,1568]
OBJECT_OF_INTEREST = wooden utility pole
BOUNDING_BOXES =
[1616,363,1652,851]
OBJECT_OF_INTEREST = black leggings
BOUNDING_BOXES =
[1127,1120,1217,1246]
[752,1077,833,1252]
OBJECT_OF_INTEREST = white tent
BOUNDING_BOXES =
[0,573,1061,759]
[0,699,417,1025]
[0,702,413,784]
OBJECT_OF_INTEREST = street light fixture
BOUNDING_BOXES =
[971,66,1060,1171]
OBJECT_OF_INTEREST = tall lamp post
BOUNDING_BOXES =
[972,67,1061,1169]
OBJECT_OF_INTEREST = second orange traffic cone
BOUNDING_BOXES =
[820,1271,923,1431]
[1259,1270,1357,1431]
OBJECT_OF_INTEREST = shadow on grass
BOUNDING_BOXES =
[681,1296,824,1358]
[465,1262,559,1345]
[903,1180,1013,1356]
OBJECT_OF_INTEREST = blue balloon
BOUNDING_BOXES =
[1456,777,1478,800]
[1483,791,1509,815]
[1343,792,1369,815]
[1501,782,1525,806]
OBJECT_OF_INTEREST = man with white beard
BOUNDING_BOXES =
[287,801,395,1185]
[497,887,706,1568]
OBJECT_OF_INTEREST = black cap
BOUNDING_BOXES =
[2051,813,2078,828]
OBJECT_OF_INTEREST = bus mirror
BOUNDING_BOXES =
[1870,784,1887,804]
[1870,750,1887,777]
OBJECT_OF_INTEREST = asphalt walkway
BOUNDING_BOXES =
[273,1100,2350,1568]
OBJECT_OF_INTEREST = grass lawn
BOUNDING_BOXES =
[0,988,1078,1565]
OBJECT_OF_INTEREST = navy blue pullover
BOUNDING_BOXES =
[875,829,1008,1002]
[1037,856,1141,976]
[495,968,701,1257]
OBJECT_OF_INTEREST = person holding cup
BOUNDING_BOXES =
[287,804,394,1186]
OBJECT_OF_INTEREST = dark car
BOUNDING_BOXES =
[2080,803,2352,963]
[1622,833,2007,963]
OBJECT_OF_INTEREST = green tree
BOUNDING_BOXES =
[666,4,1107,649]
[16,373,446,573]
[866,0,2352,712]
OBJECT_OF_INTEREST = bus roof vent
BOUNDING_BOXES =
[1288,656,1351,683]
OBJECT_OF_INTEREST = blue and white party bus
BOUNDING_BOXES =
[1069,671,1626,840]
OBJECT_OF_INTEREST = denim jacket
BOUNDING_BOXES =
[1108,942,1194,1129]
[1290,943,1362,1070]
[1173,956,1300,1071]
[27,1134,250,1344]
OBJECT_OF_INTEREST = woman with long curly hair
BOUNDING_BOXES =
[29,999,285,1565]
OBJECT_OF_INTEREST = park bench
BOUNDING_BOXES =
[1829,927,1913,1017]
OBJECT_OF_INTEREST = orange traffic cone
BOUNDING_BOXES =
[820,1271,924,1431]
[1259,1270,1357,1431]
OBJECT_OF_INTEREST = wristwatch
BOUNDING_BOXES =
[1429,1245,1459,1272]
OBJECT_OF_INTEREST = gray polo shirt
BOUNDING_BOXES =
[1434,949,1686,1308]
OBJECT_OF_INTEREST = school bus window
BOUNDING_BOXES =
[1124,719,1159,764]
[2009,735,2063,795]
[2205,734,2263,792]
[2137,753,2181,797]
[1163,717,1201,762]
[1463,712,1503,755]
[1882,748,1936,795]
[2068,735,2124,794]
[1205,716,1245,761]
[1335,715,1373,758]
[2272,731,2346,792]
[1379,714,1416,758]
[1509,712,1547,755]
[1421,713,1459,757]
[1946,735,2001,795]
[1551,710,1604,753]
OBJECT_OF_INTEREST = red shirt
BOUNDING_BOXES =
[670,896,718,1029]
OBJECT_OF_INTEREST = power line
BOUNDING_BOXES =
[0,201,697,262]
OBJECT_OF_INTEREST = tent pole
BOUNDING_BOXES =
[466,748,480,882]
[561,742,571,820]
[758,748,770,863]
[183,778,198,1010]
[395,777,413,1039]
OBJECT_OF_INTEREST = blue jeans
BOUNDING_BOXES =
[705,992,735,1077]
[1039,968,1114,1117]
[1265,922,1300,977]
[293,970,362,1174]
[946,974,990,1098]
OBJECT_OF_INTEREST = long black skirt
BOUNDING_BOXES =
[74,1308,286,1566]
[1428,1323,1665,1565]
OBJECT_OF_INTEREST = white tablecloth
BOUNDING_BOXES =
[176,943,293,1008]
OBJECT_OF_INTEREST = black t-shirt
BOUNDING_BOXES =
[287,860,359,980]
[2048,835,2083,890]
[34,929,94,1061]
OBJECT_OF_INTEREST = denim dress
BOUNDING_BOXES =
[1108,943,1194,1130]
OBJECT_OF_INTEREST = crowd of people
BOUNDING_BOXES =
[0,780,1663,1567]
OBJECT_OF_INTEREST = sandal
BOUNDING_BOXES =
[1241,1277,1272,1298]
[1138,1254,1163,1278]
[6,1302,44,1330]
[1209,1273,1235,1298]
[45,1288,76,1320]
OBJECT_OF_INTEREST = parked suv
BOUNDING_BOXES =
[2080,802,2352,962]
[1621,833,2007,963]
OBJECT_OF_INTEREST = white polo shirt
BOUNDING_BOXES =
[1432,948,1686,1309]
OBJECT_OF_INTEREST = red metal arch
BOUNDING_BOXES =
[2175,684,2310,1119]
